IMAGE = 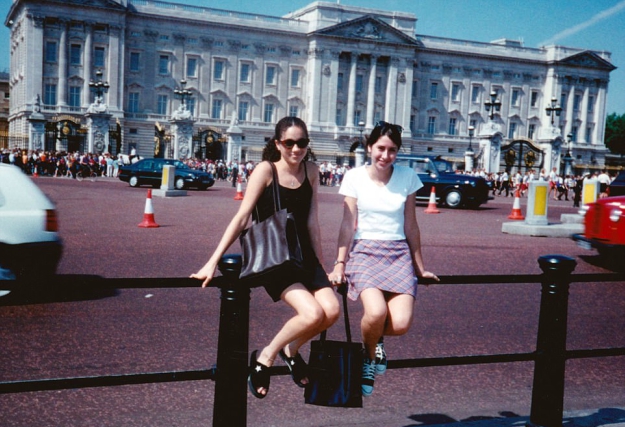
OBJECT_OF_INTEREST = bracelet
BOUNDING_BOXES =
[334,260,345,266]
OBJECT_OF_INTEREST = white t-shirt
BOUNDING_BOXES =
[339,165,423,240]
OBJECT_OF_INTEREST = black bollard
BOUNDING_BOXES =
[213,254,250,427]
[528,255,576,427]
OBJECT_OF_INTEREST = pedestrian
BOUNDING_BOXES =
[190,116,339,399]
[498,170,510,197]
[328,121,439,397]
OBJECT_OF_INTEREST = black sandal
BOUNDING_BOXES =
[279,349,308,388]
[248,350,270,399]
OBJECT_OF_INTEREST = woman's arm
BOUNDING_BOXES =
[190,161,273,287]
[404,192,439,282]
[330,196,357,284]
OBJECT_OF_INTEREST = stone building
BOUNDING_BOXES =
[4,0,616,173]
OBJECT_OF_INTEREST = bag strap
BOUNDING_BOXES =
[253,161,281,222]
[268,161,281,212]
[320,283,352,343]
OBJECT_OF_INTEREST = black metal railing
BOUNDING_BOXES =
[1,254,624,427]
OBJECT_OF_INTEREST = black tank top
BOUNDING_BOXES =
[253,162,315,266]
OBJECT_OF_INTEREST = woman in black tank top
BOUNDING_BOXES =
[191,117,339,399]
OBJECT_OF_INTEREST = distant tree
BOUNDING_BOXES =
[605,112,625,157]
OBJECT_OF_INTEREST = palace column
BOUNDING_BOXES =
[384,57,398,122]
[83,22,93,108]
[564,79,575,137]
[365,54,378,129]
[592,80,607,146]
[346,52,358,128]
[307,46,323,127]
[58,19,68,107]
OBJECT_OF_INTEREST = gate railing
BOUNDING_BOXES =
[1,255,624,427]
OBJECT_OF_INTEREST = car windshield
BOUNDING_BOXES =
[173,160,190,170]
[432,159,453,173]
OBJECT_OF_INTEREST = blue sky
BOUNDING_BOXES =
[2,0,624,113]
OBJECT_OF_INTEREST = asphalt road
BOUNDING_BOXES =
[0,175,623,427]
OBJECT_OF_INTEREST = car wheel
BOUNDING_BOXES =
[199,184,209,191]
[444,189,463,208]
[175,177,186,190]
[129,176,139,187]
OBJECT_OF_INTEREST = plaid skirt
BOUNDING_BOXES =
[345,239,418,301]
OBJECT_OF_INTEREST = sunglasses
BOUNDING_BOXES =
[279,138,310,149]
[375,121,403,134]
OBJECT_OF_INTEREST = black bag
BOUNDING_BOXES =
[239,162,303,284]
[305,285,363,408]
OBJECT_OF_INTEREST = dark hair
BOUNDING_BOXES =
[262,116,310,162]
[366,121,403,149]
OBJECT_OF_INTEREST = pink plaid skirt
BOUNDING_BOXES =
[345,239,418,301]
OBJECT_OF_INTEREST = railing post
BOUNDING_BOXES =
[213,254,249,427]
[528,255,576,427]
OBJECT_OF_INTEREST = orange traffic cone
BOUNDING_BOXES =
[507,189,525,220]
[138,189,159,228]
[234,175,244,200]
[424,186,440,214]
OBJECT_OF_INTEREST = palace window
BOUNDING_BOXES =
[213,60,225,80]
[264,103,274,123]
[157,95,168,115]
[430,82,438,100]
[289,105,299,117]
[427,116,436,134]
[44,84,57,105]
[448,118,457,135]
[291,69,300,87]
[70,44,82,65]
[68,86,81,108]
[94,47,105,68]
[187,57,197,78]
[211,98,223,119]
[471,86,480,103]
[530,91,538,108]
[240,63,251,83]
[159,55,170,75]
[130,52,140,72]
[45,41,57,63]
[128,92,140,113]
[266,65,276,85]
[238,101,249,121]
[451,84,460,102]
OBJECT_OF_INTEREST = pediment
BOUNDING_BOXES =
[312,15,418,46]
[557,51,616,71]
[62,0,127,11]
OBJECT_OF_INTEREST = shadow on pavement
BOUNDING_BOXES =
[0,274,118,306]
[405,407,625,427]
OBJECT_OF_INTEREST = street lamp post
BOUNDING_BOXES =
[545,97,562,125]
[465,125,475,172]
[174,79,192,110]
[89,69,110,102]
[484,90,501,120]
[563,133,574,176]
[355,120,366,167]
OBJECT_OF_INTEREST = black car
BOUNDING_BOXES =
[118,158,215,190]
[608,170,625,197]
[394,155,491,209]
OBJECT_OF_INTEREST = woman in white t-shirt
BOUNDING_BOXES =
[329,121,439,397]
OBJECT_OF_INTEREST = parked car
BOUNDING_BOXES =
[118,158,215,190]
[0,163,63,282]
[607,170,625,197]
[394,155,491,208]
[572,195,625,263]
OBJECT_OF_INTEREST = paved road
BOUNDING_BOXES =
[0,176,623,427]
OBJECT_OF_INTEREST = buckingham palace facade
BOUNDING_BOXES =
[5,0,616,173]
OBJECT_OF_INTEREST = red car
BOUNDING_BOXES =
[572,196,625,264]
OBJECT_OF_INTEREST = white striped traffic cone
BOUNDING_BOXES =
[424,186,440,214]
[508,188,525,220]
[138,189,159,228]
[234,175,244,200]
